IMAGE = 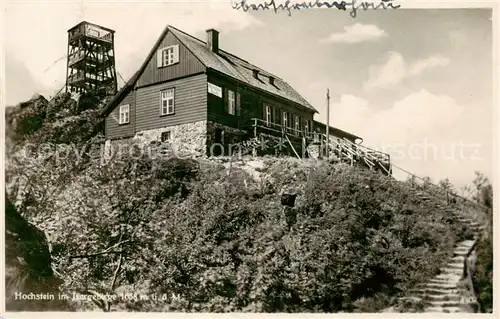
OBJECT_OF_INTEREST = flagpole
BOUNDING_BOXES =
[326,89,330,159]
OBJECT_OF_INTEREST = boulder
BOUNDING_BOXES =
[5,195,72,311]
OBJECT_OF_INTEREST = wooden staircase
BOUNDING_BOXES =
[311,133,392,176]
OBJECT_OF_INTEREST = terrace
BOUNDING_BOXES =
[251,117,392,175]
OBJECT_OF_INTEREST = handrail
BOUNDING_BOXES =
[338,137,392,174]
[252,118,394,175]
[285,135,301,159]
[463,240,478,311]
[252,118,312,139]
[328,138,355,160]
[342,137,390,164]
[391,163,491,211]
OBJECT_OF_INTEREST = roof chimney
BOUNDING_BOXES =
[206,29,219,53]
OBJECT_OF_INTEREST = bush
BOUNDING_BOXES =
[5,95,471,312]
[474,208,493,313]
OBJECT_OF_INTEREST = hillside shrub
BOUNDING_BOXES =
[4,95,473,312]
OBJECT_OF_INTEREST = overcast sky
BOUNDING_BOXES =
[3,1,495,191]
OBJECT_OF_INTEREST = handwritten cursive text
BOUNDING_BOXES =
[231,0,401,18]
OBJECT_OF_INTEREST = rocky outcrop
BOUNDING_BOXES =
[5,196,71,311]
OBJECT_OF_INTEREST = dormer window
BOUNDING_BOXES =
[253,69,259,79]
[157,45,179,68]
[269,76,275,86]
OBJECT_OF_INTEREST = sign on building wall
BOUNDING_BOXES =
[208,83,222,98]
[86,25,101,37]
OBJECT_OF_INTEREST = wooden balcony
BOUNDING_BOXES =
[69,23,113,46]
[250,117,391,175]
[68,54,114,71]
[68,51,86,66]
[251,118,314,141]
[67,72,85,84]
[67,72,114,86]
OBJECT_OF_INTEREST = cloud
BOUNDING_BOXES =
[364,52,450,89]
[408,56,450,76]
[307,87,491,188]
[4,1,264,104]
[5,50,46,106]
[319,23,387,44]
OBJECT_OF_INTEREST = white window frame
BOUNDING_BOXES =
[265,104,272,124]
[227,90,236,115]
[160,88,175,116]
[304,120,309,134]
[283,111,288,128]
[161,131,171,142]
[295,115,300,134]
[119,104,129,124]
[157,45,179,68]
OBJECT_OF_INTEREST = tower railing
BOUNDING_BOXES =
[66,21,117,95]
[69,25,113,43]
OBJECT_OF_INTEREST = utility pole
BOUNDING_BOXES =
[326,89,330,159]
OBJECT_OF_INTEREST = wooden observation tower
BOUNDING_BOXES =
[66,21,117,95]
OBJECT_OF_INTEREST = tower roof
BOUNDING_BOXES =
[68,21,115,34]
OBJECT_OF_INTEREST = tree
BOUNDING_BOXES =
[461,185,474,199]
[405,175,417,188]
[472,171,492,206]
[438,178,455,204]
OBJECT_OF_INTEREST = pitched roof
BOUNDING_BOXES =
[168,26,317,112]
[313,120,362,142]
[102,25,317,116]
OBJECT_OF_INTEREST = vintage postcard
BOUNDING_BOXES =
[1,0,496,316]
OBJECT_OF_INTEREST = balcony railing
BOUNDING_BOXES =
[68,51,110,67]
[69,25,113,43]
[252,118,315,140]
[67,72,85,83]
[68,51,85,65]
[251,117,391,174]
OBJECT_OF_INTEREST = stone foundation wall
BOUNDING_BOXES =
[206,121,252,157]
[105,121,207,160]
[133,120,207,158]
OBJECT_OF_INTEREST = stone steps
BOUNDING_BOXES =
[438,267,463,275]
[428,300,463,308]
[379,200,485,314]
[385,236,480,313]
[426,306,463,313]
[445,262,464,269]
[423,294,461,302]
[411,290,461,298]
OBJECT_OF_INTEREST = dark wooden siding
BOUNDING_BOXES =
[105,89,136,140]
[136,31,206,88]
[135,73,207,132]
[262,96,313,130]
[207,73,314,132]
[207,74,257,129]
